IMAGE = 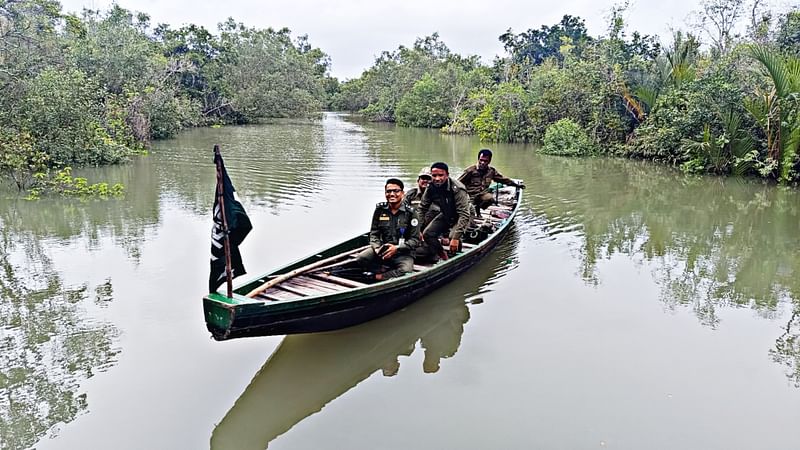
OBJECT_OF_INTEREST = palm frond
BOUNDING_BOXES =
[747,44,792,98]
[780,116,800,182]
[743,94,770,127]
[634,86,659,113]
[785,56,800,92]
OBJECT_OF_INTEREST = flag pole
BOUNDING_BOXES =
[214,144,234,298]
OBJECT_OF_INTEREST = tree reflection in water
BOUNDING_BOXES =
[529,155,800,388]
[0,235,119,449]
[771,308,800,387]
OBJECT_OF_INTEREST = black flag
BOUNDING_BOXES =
[209,151,252,293]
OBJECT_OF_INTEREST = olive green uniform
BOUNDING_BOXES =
[405,187,439,222]
[356,202,420,279]
[418,178,472,258]
[457,164,519,212]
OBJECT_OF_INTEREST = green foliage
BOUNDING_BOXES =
[627,65,744,164]
[499,15,593,68]
[27,167,125,200]
[66,6,162,95]
[681,125,731,173]
[776,11,800,55]
[7,1,800,188]
[395,74,451,128]
[332,33,487,127]
[202,21,326,123]
[0,129,50,191]
[20,67,134,166]
[746,43,800,183]
[0,2,332,190]
[471,82,533,142]
[541,118,596,156]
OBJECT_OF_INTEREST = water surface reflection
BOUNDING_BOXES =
[0,235,119,449]
[527,155,800,386]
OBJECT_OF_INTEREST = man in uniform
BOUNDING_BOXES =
[404,167,432,208]
[458,148,524,217]
[418,162,472,261]
[356,178,420,281]
[405,167,440,222]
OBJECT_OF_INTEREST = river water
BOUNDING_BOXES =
[2,112,799,449]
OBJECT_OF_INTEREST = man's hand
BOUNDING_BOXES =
[449,238,460,254]
[380,243,398,260]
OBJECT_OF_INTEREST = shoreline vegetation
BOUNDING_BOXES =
[3,1,800,196]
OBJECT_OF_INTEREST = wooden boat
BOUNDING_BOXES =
[210,233,519,449]
[203,183,522,340]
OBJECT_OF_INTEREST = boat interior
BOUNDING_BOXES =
[245,184,520,301]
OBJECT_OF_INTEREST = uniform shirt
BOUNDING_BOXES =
[418,178,472,240]
[457,164,517,198]
[405,187,440,214]
[369,202,420,254]
[404,187,424,207]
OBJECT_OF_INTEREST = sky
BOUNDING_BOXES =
[57,0,734,80]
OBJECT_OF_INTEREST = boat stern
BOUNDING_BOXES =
[203,293,240,340]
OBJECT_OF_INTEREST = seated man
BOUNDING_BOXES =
[404,167,431,207]
[457,148,524,217]
[405,167,439,222]
[356,178,420,281]
[418,162,472,261]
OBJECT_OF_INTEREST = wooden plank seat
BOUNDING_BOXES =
[256,288,300,301]
[254,292,285,302]
[309,273,367,288]
[279,279,336,296]
[273,283,309,297]
[294,275,349,293]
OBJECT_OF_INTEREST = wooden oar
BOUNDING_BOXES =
[246,245,370,298]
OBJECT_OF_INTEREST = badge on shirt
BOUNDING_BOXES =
[411,218,418,226]
[379,214,390,221]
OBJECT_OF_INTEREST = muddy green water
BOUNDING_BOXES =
[2,113,799,449]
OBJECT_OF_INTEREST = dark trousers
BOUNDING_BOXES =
[422,212,453,257]
[356,247,414,279]
[473,191,494,212]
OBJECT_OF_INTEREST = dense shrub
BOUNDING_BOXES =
[471,82,534,142]
[396,74,451,128]
[19,68,134,166]
[541,118,596,156]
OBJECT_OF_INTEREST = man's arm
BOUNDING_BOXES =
[368,208,383,250]
[457,167,472,185]
[418,189,431,227]
[449,188,472,240]
[492,168,519,187]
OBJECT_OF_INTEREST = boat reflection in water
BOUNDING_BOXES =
[210,227,520,449]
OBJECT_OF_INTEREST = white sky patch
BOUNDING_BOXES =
[58,0,774,79]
